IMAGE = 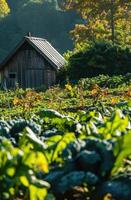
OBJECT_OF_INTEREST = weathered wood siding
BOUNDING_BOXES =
[1,41,56,88]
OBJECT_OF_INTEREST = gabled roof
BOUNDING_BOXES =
[0,36,66,70]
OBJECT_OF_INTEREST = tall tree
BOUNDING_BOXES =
[0,0,10,17]
[64,0,131,46]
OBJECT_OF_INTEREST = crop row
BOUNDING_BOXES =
[0,106,131,200]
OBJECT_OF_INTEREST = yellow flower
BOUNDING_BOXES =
[65,83,72,91]
[111,97,118,105]
[13,97,20,106]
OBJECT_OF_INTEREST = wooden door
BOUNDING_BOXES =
[44,69,56,87]
[26,69,44,88]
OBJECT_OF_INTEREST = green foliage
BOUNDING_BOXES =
[0,133,49,200]
[0,76,130,199]
[0,75,130,118]
[92,176,131,200]
[0,102,130,199]
[65,0,131,47]
[62,42,131,81]
[0,0,10,17]
[79,74,131,89]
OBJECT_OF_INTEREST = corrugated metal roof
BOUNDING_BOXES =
[0,36,66,70]
[25,37,66,69]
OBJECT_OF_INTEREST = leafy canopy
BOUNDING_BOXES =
[62,41,131,81]
[64,0,131,46]
[0,0,10,17]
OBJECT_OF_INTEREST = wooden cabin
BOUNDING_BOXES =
[0,35,66,89]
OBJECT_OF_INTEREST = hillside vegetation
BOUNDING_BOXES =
[0,0,79,61]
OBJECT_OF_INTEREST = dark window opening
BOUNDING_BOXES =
[9,73,16,79]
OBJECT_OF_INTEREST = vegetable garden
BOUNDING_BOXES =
[0,75,131,200]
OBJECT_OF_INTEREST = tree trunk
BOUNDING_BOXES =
[110,0,115,45]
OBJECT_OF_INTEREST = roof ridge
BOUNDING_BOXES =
[25,36,47,41]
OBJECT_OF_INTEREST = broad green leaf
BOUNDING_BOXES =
[29,184,47,200]
[20,176,29,187]
[112,130,131,174]
[51,132,76,163]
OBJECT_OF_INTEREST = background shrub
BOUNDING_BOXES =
[59,42,131,81]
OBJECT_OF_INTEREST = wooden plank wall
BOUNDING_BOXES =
[2,42,57,88]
